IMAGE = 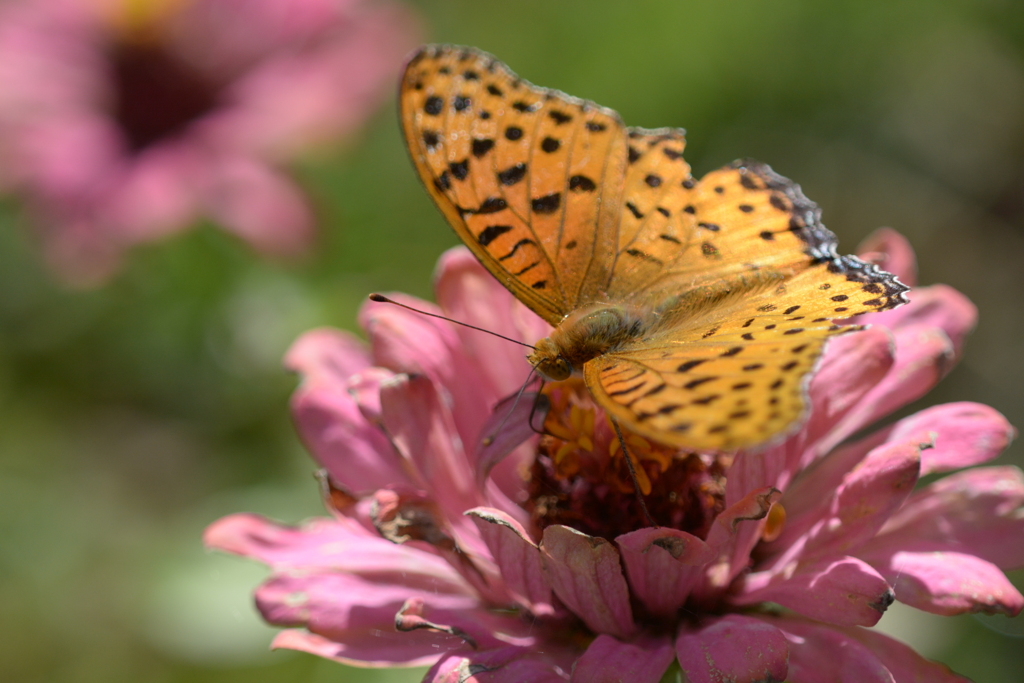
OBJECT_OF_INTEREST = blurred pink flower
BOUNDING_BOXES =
[0,0,419,284]
[206,229,1022,681]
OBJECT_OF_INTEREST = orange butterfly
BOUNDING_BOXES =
[399,45,908,452]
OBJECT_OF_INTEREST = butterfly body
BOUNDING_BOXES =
[400,45,908,452]
[530,303,654,382]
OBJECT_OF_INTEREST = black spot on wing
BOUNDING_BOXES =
[424,96,443,115]
[472,138,494,157]
[466,197,507,215]
[449,159,469,181]
[477,225,512,246]
[549,110,572,124]
[570,175,596,192]
[532,193,561,214]
[625,248,663,265]
[498,163,527,186]
[498,238,536,261]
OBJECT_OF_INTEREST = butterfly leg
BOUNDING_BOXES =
[609,417,657,528]
[527,380,559,437]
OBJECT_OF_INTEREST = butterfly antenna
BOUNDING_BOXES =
[610,417,658,528]
[369,294,536,350]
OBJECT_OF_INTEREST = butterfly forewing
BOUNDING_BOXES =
[401,46,627,325]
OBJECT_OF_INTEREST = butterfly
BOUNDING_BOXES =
[399,45,908,452]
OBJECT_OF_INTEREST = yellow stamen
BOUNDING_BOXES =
[545,421,574,442]
[762,502,787,542]
[103,0,193,41]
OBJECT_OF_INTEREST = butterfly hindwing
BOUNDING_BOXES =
[400,45,627,325]
[584,292,857,451]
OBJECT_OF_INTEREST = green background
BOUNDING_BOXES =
[2,1,1023,681]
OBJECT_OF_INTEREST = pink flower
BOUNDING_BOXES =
[0,0,419,284]
[206,229,1022,681]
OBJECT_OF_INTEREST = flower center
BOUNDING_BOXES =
[109,37,221,152]
[526,379,730,541]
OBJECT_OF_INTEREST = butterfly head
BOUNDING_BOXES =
[528,338,572,382]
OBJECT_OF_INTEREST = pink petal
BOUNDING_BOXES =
[881,402,1015,475]
[204,156,315,256]
[289,367,408,492]
[106,141,207,241]
[675,615,789,683]
[434,247,546,400]
[473,391,543,488]
[359,293,460,379]
[213,1,420,156]
[843,627,972,683]
[540,525,636,639]
[360,293,494,448]
[284,327,370,388]
[615,527,714,618]
[256,571,482,666]
[729,328,894,507]
[864,466,1024,569]
[345,366,392,424]
[203,513,466,584]
[698,486,780,598]
[735,556,894,627]
[765,436,875,557]
[571,634,675,683]
[771,402,1010,556]
[858,550,1023,617]
[865,284,976,358]
[820,324,955,452]
[395,596,534,650]
[798,326,896,466]
[857,227,918,287]
[788,439,920,563]
[467,508,555,615]
[369,487,509,606]
[426,646,574,683]
[379,374,483,520]
[779,619,895,683]
[271,628,442,668]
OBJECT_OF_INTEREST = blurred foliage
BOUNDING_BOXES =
[2,0,1023,681]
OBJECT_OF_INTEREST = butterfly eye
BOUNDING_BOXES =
[538,356,572,382]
